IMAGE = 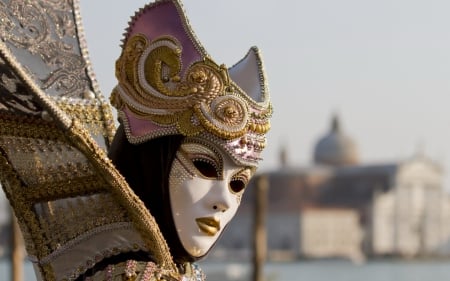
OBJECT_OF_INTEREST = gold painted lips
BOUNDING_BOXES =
[196,217,220,236]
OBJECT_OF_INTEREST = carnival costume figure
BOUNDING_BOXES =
[0,0,272,280]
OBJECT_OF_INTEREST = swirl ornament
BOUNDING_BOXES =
[112,33,272,166]
[196,95,249,139]
[114,34,247,140]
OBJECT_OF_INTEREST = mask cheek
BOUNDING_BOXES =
[222,200,239,226]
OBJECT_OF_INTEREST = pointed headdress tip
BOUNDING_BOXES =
[120,5,152,47]
[250,45,271,106]
[228,45,270,107]
[257,48,271,105]
[121,0,173,46]
[113,0,272,167]
[120,0,207,57]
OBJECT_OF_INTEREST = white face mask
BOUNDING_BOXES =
[169,140,253,257]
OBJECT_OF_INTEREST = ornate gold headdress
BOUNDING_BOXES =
[111,0,272,167]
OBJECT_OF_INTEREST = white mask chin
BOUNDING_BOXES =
[169,140,253,257]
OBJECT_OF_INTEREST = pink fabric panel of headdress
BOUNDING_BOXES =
[123,107,164,138]
[127,1,202,77]
[123,1,204,140]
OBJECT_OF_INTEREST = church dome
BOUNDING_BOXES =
[313,115,359,166]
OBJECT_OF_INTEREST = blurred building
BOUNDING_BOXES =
[301,207,364,261]
[213,115,450,261]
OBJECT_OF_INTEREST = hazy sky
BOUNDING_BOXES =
[80,1,450,184]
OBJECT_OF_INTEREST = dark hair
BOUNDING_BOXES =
[108,125,199,264]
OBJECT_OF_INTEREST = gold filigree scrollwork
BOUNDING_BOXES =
[143,37,184,97]
[41,49,88,95]
[118,34,228,109]
[116,34,254,140]
[194,95,249,140]
[0,0,48,49]
[121,34,148,86]
[0,0,90,98]
[177,109,203,136]
[184,60,226,101]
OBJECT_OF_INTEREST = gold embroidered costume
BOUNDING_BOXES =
[0,1,271,280]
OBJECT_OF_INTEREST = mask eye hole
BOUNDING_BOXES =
[192,159,219,178]
[230,179,246,194]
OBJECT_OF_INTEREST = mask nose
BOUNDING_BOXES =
[209,180,234,213]
[213,203,228,213]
